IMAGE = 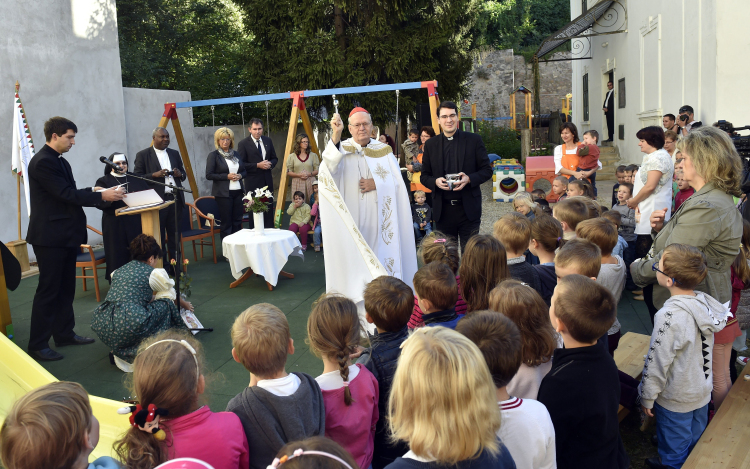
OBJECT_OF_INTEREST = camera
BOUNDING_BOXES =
[717,120,750,158]
[679,114,690,122]
[445,173,461,191]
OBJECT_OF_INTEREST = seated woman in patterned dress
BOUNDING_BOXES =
[91,234,191,372]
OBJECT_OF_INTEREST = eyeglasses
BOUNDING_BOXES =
[114,162,127,166]
[652,262,681,285]
[350,123,371,129]
[439,113,458,120]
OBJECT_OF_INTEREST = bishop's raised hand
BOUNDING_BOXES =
[331,113,344,144]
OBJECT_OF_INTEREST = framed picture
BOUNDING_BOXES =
[618,78,626,109]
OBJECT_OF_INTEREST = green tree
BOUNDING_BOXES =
[473,0,570,54]
[116,0,252,126]
[231,0,480,128]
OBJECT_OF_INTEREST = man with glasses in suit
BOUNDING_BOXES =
[420,101,492,251]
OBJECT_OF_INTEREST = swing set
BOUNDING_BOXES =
[155,80,442,228]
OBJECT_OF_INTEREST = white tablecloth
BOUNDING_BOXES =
[222,229,304,286]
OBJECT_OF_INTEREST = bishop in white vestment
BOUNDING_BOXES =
[317,107,417,318]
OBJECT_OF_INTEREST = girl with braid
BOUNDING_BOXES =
[307,294,379,469]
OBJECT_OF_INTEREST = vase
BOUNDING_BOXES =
[253,211,265,235]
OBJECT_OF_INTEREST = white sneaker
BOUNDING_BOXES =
[737,356,749,367]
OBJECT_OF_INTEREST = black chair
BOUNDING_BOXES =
[180,204,217,263]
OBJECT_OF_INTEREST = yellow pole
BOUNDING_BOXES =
[428,94,440,134]
[510,93,516,130]
[170,115,199,198]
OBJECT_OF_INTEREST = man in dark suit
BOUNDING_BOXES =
[133,127,187,273]
[603,81,615,142]
[26,116,124,361]
[237,118,278,228]
[420,101,492,252]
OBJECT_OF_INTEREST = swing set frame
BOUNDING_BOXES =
[156,80,441,227]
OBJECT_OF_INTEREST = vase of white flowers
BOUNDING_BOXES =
[243,186,273,236]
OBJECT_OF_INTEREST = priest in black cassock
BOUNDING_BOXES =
[95,152,149,281]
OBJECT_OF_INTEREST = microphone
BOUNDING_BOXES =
[99,156,124,173]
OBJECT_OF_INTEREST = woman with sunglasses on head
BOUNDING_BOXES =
[95,152,150,282]
[631,127,743,327]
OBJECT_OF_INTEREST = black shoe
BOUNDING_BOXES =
[29,348,64,361]
[645,457,668,469]
[54,335,95,347]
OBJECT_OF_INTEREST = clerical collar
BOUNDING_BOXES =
[154,147,167,154]
[111,171,126,178]
[443,133,456,141]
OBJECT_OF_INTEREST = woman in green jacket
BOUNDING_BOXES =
[631,127,743,313]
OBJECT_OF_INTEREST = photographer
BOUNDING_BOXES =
[677,105,703,137]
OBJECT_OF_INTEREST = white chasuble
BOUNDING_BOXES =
[319,138,418,322]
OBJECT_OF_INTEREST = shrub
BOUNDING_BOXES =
[477,121,521,159]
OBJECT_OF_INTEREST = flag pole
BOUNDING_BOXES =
[15,81,21,241]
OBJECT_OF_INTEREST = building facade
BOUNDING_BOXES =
[569,0,749,164]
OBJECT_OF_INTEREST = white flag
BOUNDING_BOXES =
[12,89,34,215]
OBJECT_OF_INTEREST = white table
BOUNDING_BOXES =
[222,228,304,290]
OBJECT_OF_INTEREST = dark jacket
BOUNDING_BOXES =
[508,261,542,293]
[357,327,410,469]
[205,149,247,197]
[385,443,517,469]
[534,264,557,306]
[226,372,325,469]
[423,307,460,330]
[537,344,629,469]
[420,130,492,222]
[133,147,187,202]
[237,135,278,193]
[26,144,102,247]
[411,203,432,225]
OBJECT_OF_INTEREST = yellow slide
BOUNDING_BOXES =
[0,333,130,460]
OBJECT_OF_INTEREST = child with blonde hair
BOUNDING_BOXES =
[115,330,249,469]
[387,327,516,468]
[457,311,556,469]
[228,303,325,469]
[308,294,379,469]
[459,235,510,312]
[409,232,467,327]
[489,280,559,399]
[512,191,543,221]
[566,179,593,199]
[1,381,118,469]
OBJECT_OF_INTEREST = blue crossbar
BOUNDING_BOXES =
[175,81,433,109]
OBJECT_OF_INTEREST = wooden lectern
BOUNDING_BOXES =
[116,201,174,268]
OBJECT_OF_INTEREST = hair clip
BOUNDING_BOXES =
[118,404,169,440]
[557,237,562,241]
[267,449,354,469]
[434,238,446,243]
[343,381,350,387]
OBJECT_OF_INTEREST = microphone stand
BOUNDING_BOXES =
[111,168,192,312]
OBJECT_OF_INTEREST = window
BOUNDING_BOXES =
[618,78,626,108]
[583,74,589,121]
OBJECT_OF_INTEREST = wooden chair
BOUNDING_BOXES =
[76,225,106,302]
[181,203,217,263]
[193,196,222,236]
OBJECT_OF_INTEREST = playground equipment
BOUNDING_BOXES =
[562,93,572,121]
[159,81,442,228]
[0,333,130,459]
[492,159,526,202]
[509,86,533,131]
[525,156,558,202]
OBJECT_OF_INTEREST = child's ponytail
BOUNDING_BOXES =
[307,294,362,407]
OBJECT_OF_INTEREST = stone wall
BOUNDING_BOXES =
[466,49,572,124]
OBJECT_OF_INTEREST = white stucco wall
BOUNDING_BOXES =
[122,88,197,203]
[0,0,127,259]
[570,0,748,165]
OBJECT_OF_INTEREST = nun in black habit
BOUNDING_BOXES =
[96,152,150,281]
